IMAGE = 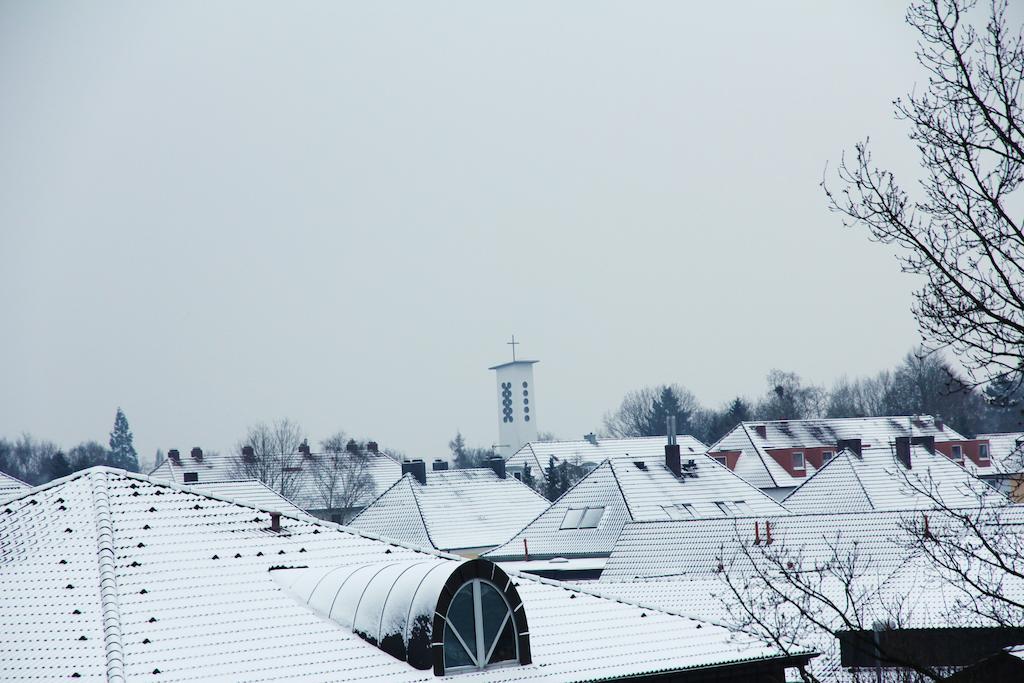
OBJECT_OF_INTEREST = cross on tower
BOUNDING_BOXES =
[507,335,519,361]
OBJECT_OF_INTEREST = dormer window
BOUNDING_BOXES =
[821,451,834,464]
[951,445,964,462]
[792,452,805,471]
[979,444,990,461]
[443,579,519,672]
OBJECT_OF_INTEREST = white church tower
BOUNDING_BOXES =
[489,336,538,456]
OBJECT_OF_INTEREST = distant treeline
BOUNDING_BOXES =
[603,348,1024,446]
[0,408,139,485]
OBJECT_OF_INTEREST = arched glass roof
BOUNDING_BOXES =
[272,557,530,674]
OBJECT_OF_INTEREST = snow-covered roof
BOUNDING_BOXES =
[506,434,707,479]
[709,416,970,489]
[0,467,814,681]
[149,448,402,511]
[0,470,29,501]
[976,432,1024,475]
[347,468,551,552]
[182,479,310,518]
[486,452,788,561]
[782,444,1006,513]
[597,505,1024,681]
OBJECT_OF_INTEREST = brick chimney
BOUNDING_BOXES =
[432,458,448,471]
[895,436,912,469]
[665,443,682,477]
[168,449,181,463]
[298,442,312,458]
[270,512,281,533]
[754,424,767,439]
[367,441,379,454]
[190,447,203,462]
[934,416,944,431]
[487,456,506,479]
[837,438,862,458]
[242,446,256,463]
[911,435,935,453]
[402,459,427,485]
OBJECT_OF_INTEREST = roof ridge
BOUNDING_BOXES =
[405,475,436,549]
[740,424,780,488]
[606,460,636,521]
[89,470,126,683]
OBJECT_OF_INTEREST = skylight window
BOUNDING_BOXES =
[560,507,604,529]
[662,503,696,520]
[731,500,752,515]
[714,502,730,515]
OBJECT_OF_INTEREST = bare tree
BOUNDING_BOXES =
[230,418,306,499]
[602,384,701,438]
[309,448,376,524]
[825,0,1024,394]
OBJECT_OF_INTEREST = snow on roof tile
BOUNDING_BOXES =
[486,453,787,561]
[783,444,1006,513]
[0,467,812,681]
[181,480,311,518]
[347,469,550,552]
[0,470,30,500]
[506,434,707,479]
[976,432,1024,475]
[710,416,970,489]
[149,450,402,511]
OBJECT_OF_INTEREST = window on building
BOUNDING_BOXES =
[980,444,990,461]
[792,452,805,470]
[731,500,752,515]
[662,503,696,520]
[715,501,731,515]
[822,451,834,464]
[952,445,964,461]
[183,472,198,483]
[513,472,522,481]
[713,455,728,466]
[442,579,518,672]
[560,507,604,529]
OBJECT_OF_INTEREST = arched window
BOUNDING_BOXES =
[442,579,518,672]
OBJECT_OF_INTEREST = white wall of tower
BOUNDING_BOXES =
[494,362,538,456]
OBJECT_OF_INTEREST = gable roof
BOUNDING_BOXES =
[782,444,1006,513]
[486,452,788,561]
[0,467,812,681]
[709,416,972,490]
[149,449,402,511]
[976,432,1024,475]
[347,468,550,551]
[506,434,707,479]
[182,479,310,518]
[0,471,29,501]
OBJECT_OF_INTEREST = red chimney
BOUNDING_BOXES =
[754,425,767,438]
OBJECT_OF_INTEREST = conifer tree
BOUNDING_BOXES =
[108,408,139,472]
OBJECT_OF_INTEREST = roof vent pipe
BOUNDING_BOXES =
[487,456,506,479]
[432,458,449,471]
[895,436,912,469]
[666,416,677,446]
[402,459,427,485]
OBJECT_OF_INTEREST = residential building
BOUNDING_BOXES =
[706,415,991,500]
[485,440,787,579]
[504,433,707,486]
[148,444,401,522]
[597,506,1024,681]
[782,438,1007,513]
[347,457,550,556]
[0,466,816,682]
[0,470,29,502]
[975,432,1024,500]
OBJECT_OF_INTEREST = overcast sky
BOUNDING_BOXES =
[4,1,1018,464]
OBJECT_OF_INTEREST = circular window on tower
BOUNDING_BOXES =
[524,416,530,422]
[522,382,528,388]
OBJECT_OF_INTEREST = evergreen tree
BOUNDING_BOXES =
[48,451,72,480]
[108,408,139,471]
[649,386,693,435]
[522,463,535,490]
[544,456,560,501]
